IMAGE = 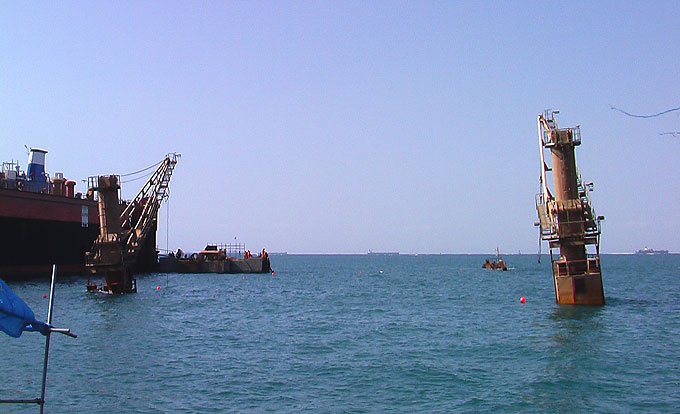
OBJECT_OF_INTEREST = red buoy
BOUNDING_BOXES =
[43,294,47,299]
[156,285,161,291]
[520,296,526,304]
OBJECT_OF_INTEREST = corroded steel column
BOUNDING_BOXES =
[536,111,605,305]
[550,129,587,270]
[86,175,136,294]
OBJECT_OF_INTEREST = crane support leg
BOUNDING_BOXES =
[85,175,137,294]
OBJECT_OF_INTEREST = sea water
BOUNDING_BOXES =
[1,254,679,413]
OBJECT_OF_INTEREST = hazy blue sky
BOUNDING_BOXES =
[2,2,679,254]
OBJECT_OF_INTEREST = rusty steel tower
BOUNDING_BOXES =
[86,153,179,294]
[535,110,605,305]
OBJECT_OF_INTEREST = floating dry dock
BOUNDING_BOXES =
[159,244,272,274]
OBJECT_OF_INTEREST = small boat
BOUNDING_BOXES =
[483,248,508,271]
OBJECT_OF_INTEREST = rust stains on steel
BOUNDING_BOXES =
[535,110,605,305]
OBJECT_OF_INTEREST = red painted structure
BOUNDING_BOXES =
[0,185,99,279]
[1,149,159,280]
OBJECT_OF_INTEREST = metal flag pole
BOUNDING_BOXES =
[0,265,76,411]
[38,264,57,414]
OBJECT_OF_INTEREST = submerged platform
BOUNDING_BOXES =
[159,256,271,274]
[159,256,272,273]
[158,244,272,274]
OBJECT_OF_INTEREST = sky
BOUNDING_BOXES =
[2,1,679,254]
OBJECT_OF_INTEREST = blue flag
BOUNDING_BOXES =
[0,279,50,338]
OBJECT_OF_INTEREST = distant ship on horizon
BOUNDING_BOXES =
[367,251,399,256]
[635,247,669,255]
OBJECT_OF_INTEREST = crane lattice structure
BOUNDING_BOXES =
[86,153,180,293]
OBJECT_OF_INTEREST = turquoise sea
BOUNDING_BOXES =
[2,254,679,413]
